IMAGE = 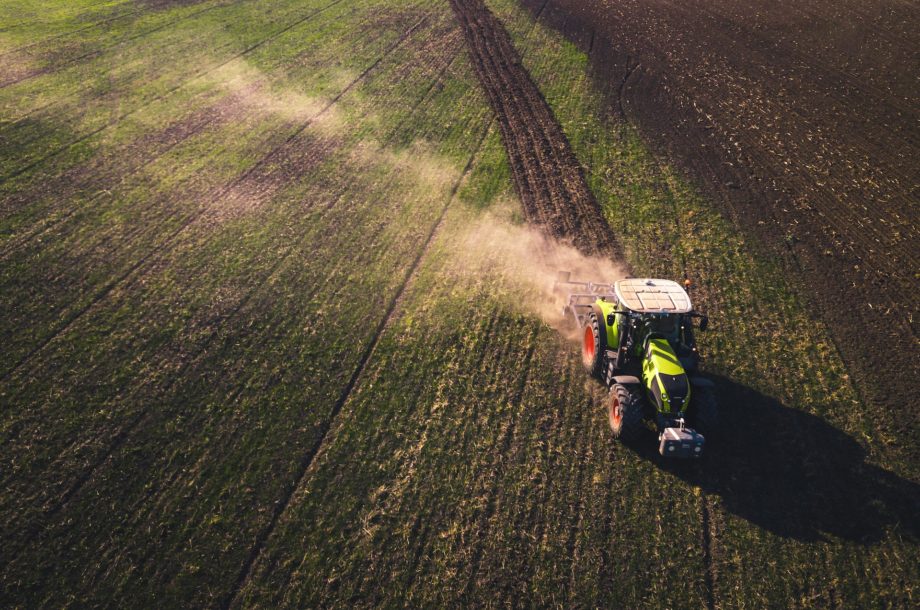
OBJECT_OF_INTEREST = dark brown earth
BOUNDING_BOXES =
[522,0,920,451]
[448,0,620,259]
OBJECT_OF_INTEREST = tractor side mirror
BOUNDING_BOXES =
[698,316,709,331]
[606,313,616,326]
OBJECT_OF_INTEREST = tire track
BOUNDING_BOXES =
[0,175,347,573]
[447,0,618,259]
[0,0,236,89]
[3,185,352,567]
[0,3,153,58]
[460,329,538,601]
[0,15,425,383]
[2,9,460,566]
[398,308,500,596]
[0,93,249,260]
[0,0,348,185]
[1,0,374,159]
[0,0,142,34]
[222,117,494,610]
[0,1,406,258]
[700,496,716,610]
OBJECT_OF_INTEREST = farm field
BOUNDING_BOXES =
[1,0,917,607]
[523,0,920,446]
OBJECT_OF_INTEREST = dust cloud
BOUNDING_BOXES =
[202,59,349,134]
[454,201,626,338]
[350,139,459,195]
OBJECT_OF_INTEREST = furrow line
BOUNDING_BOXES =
[43,179,359,576]
[0,16,423,382]
[400,307,501,596]
[460,329,539,601]
[497,7,613,251]
[457,6,554,239]
[451,1,548,227]
[700,494,716,610]
[0,4,151,57]
[0,179,348,571]
[381,36,464,147]
[221,118,493,610]
[0,0,349,185]
[0,0,241,89]
[2,0,377,150]
[479,16,576,237]
[447,0,617,258]
[486,19,582,239]
[0,0,135,34]
[0,98,241,259]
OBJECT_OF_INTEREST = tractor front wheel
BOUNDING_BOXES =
[609,383,642,440]
[581,311,605,379]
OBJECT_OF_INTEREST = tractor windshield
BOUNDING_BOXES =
[646,313,678,339]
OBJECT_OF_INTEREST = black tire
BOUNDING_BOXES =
[581,311,605,379]
[692,385,719,437]
[608,383,643,440]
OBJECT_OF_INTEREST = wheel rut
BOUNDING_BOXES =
[0,13,424,384]
[447,0,619,260]
[0,0,348,185]
[222,117,495,610]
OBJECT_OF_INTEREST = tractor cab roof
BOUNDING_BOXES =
[614,278,692,314]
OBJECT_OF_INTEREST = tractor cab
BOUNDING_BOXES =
[612,278,702,371]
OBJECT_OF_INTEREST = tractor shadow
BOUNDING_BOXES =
[624,374,920,543]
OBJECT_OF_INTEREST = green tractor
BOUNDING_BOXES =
[555,275,717,458]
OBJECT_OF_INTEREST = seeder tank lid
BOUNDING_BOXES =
[614,278,692,313]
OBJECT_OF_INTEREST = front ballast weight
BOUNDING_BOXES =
[554,274,717,458]
[659,420,706,458]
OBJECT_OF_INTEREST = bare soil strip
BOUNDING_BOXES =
[446,2,726,601]
[447,0,618,259]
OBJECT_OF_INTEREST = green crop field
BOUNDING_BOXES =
[1,0,916,607]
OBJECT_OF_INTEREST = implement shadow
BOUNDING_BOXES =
[626,374,919,543]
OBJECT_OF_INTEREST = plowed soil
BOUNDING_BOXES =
[522,0,919,440]
[448,0,619,259]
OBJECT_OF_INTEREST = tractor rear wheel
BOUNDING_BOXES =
[692,386,719,437]
[609,383,642,440]
[581,311,605,379]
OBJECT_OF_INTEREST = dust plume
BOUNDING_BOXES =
[454,201,626,338]
[349,139,459,194]
[201,58,348,134]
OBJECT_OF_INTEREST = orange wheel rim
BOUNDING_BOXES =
[583,326,595,363]
[611,396,622,427]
